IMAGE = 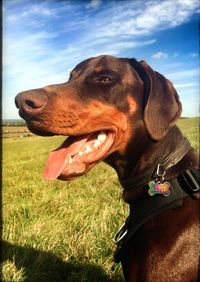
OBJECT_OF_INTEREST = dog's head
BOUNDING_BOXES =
[15,55,181,181]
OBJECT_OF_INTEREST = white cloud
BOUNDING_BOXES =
[166,68,199,80]
[4,2,73,25]
[113,39,156,49]
[5,4,54,24]
[152,51,168,59]
[86,0,102,9]
[90,0,199,38]
[3,31,58,71]
[175,82,198,89]
[80,38,156,56]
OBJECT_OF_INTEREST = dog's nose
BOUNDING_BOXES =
[15,89,48,117]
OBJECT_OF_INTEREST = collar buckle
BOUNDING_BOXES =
[156,163,166,178]
[114,222,128,244]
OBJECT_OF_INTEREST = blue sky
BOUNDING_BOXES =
[3,0,199,119]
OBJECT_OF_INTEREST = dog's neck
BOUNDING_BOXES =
[105,126,198,203]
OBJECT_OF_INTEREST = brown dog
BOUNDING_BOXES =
[15,55,200,281]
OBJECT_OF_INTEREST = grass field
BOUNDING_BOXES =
[2,118,199,281]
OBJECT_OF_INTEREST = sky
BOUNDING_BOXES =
[3,0,200,119]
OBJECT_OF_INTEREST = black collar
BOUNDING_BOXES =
[120,139,191,190]
[114,169,200,263]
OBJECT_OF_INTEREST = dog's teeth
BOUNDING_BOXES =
[94,140,101,148]
[97,132,106,142]
[85,146,92,153]
[69,156,73,164]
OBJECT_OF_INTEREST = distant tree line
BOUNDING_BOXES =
[2,120,26,126]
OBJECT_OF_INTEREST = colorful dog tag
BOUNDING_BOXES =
[148,180,171,197]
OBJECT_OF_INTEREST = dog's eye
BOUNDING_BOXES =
[99,76,112,84]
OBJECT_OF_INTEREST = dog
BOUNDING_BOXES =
[15,55,200,281]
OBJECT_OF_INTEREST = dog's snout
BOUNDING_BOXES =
[15,89,48,117]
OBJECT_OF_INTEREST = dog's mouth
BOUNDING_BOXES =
[43,130,115,181]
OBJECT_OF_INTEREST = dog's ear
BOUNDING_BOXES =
[129,59,182,141]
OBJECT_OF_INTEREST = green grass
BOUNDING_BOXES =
[177,117,199,151]
[2,118,199,281]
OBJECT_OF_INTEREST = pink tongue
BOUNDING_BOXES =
[43,135,90,180]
